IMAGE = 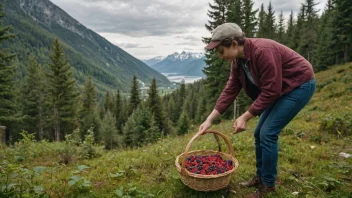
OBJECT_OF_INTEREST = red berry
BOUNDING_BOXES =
[184,154,233,175]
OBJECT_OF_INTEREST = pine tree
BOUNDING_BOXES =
[103,91,113,113]
[123,104,152,146]
[23,54,46,140]
[146,77,164,133]
[333,0,352,64]
[242,0,258,37]
[298,0,319,63]
[79,76,100,138]
[47,39,78,141]
[291,5,306,51]
[167,96,177,123]
[277,11,285,44]
[128,75,140,116]
[257,3,266,38]
[145,115,160,143]
[100,111,119,149]
[195,96,207,123]
[177,112,190,135]
[227,0,243,25]
[205,0,231,32]
[264,1,276,39]
[175,81,186,120]
[314,0,336,71]
[286,10,295,49]
[203,0,234,119]
[114,89,123,133]
[0,3,16,142]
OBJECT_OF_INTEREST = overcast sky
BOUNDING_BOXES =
[50,0,327,60]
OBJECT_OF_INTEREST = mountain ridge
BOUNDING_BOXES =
[143,51,206,77]
[3,0,171,94]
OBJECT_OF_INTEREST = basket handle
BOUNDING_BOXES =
[181,130,235,174]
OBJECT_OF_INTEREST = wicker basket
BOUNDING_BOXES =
[175,130,239,191]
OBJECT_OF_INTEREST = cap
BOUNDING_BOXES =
[205,23,243,50]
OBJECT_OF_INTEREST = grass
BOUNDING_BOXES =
[1,62,352,198]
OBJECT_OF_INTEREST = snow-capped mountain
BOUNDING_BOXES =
[167,51,204,61]
[146,51,206,77]
[142,56,166,66]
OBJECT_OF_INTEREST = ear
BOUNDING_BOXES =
[232,40,238,48]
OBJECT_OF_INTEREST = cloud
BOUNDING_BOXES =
[255,0,326,17]
[112,41,153,49]
[51,0,327,59]
[175,42,199,46]
[51,0,208,37]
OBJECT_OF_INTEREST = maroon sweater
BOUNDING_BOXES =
[214,38,314,117]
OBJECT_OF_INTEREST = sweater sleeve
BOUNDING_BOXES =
[248,48,282,116]
[214,61,242,114]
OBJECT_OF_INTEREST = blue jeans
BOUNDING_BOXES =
[254,78,316,187]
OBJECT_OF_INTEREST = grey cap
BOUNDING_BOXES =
[205,23,243,50]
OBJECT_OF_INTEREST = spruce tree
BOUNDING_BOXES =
[47,39,78,141]
[79,76,100,138]
[242,0,258,37]
[167,96,177,123]
[104,91,113,113]
[314,0,336,71]
[264,1,276,39]
[195,96,207,123]
[100,111,119,149]
[123,104,152,146]
[0,3,16,143]
[203,0,233,118]
[128,75,140,116]
[227,0,243,25]
[23,54,46,140]
[277,11,285,44]
[205,0,231,31]
[333,0,352,64]
[257,3,266,38]
[286,10,295,49]
[175,81,186,120]
[177,112,190,135]
[298,0,319,63]
[146,115,160,143]
[114,89,123,133]
[146,77,164,133]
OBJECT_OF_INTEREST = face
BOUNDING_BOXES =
[215,41,238,61]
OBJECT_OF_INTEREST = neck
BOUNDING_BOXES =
[237,45,245,59]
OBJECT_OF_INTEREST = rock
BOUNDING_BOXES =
[339,152,352,158]
[292,192,299,195]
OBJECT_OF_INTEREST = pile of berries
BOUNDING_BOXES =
[183,154,233,175]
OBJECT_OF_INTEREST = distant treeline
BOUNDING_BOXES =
[0,0,351,148]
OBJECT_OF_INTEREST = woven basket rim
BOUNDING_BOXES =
[175,149,239,179]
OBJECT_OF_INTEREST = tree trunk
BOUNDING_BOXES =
[0,126,6,146]
[54,105,60,141]
[344,43,348,63]
[38,106,44,140]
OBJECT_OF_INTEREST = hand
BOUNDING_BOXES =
[233,111,254,134]
[197,119,212,136]
[233,116,247,134]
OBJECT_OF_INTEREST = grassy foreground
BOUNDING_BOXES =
[1,63,352,198]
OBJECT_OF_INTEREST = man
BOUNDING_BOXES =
[197,23,316,197]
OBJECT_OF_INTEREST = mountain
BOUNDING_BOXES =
[142,56,165,66]
[148,51,206,77]
[2,0,171,94]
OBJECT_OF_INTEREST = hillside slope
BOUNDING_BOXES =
[1,63,351,197]
[3,0,170,93]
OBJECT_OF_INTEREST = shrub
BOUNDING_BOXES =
[320,114,352,137]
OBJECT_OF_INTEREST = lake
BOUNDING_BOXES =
[162,73,204,84]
